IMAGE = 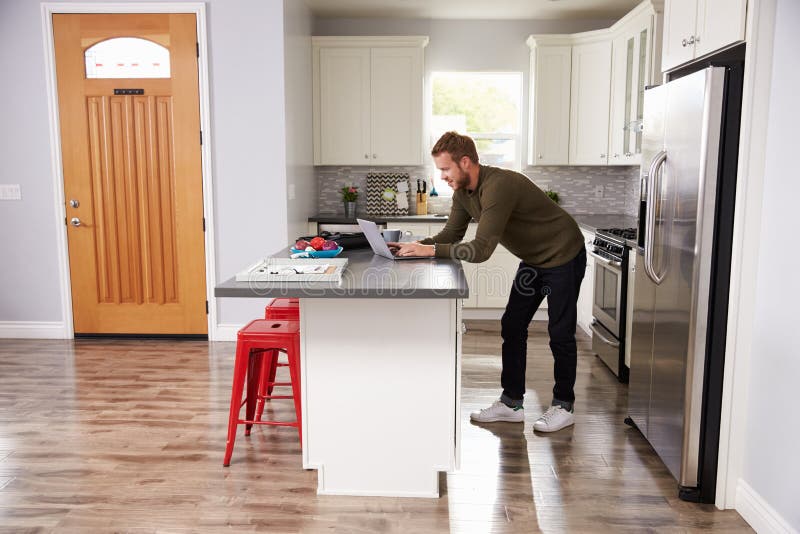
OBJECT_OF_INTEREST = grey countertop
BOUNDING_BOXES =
[309,214,450,224]
[215,246,469,299]
[310,212,639,243]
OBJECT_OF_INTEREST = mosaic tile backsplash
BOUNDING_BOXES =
[316,165,641,217]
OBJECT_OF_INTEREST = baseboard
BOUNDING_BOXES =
[0,321,69,339]
[736,479,798,534]
[213,323,245,342]
[462,308,548,321]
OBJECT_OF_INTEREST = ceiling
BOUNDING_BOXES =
[305,0,641,20]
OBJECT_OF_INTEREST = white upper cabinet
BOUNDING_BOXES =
[662,0,747,72]
[527,42,572,165]
[313,36,428,166]
[527,1,662,167]
[569,40,613,165]
[608,8,660,166]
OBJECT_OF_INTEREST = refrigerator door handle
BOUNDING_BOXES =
[644,150,667,285]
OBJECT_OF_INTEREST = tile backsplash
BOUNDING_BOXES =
[316,165,641,217]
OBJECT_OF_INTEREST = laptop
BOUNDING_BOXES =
[357,218,433,260]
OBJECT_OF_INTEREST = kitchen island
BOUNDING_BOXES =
[216,247,469,497]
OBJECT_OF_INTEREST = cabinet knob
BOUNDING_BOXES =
[69,199,80,208]
[687,35,696,45]
[624,152,633,157]
[364,153,369,159]
[70,217,82,227]
[613,154,620,158]
[600,154,607,158]
[372,153,377,159]
[538,154,543,159]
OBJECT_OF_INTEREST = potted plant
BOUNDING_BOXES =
[545,189,560,205]
[341,185,359,218]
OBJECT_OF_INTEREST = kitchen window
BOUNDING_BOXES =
[430,71,522,196]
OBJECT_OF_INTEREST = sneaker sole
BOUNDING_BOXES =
[470,414,524,423]
[532,419,574,432]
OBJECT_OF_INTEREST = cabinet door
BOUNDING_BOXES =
[371,48,423,165]
[529,45,572,165]
[395,222,430,240]
[318,48,370,165]
[608,34,629,165]
[569,41,612,165]
[695,0,747,58]
[478,250,520,308]
[662,0,698,72]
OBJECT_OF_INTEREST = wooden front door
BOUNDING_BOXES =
[53,14,207,335]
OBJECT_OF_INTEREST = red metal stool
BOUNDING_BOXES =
[223,319,301,467]
[259,299,300,400]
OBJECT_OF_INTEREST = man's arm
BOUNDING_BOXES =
[432,183,514,263]
[418,198,471,245]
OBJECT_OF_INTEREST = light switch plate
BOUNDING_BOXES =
[0,184,21,200]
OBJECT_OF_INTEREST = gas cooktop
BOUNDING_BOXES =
[596,227,637,241]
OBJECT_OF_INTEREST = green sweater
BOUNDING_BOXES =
[419,165,584,269]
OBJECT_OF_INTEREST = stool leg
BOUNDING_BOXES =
[266,350,279,396]
[224,340,250,466]
[244,349,264,436]
[255,349,277,422]
[288,336,303,447]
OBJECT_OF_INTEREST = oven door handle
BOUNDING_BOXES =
[587,250,622,269]
[590,321,620,348]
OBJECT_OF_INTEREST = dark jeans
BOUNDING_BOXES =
[500,248,587,407]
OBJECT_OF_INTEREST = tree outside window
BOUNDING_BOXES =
[430,72,522,196]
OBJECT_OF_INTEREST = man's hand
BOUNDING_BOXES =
[386,242,435,257]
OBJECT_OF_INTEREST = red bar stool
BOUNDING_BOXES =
[259,298,300,401]
[223,319,301,467]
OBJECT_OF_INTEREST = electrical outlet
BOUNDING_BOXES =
[0,184,21,200]
[594,185,604,199]
[288,183,296,200]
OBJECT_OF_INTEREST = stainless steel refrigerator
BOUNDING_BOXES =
[627,52,744,504]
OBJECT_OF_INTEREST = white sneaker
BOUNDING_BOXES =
[532,406,575,432]
[470,400,524,423]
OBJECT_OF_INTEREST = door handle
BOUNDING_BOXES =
[644,150,667,285]
[70,217,82,227]
[590,321,620,348]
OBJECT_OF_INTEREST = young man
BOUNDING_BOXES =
[390,132,586,432]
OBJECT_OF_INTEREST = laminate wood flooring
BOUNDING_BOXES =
[0,321,752,533]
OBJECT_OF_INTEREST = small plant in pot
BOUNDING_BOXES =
[545,189,560,205]
[341,185,359,218]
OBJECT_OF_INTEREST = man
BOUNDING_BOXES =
[390,132,586,432]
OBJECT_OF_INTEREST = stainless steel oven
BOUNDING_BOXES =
[590,228,634,382]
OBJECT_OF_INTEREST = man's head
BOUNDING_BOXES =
[431,131,479,191]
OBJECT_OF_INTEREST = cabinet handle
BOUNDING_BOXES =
[372,153,377,159]
[687,35,696,45]
[364,153,369,159]
[625,152,633,157]
[538,154,543,160]
[682,38,688,47]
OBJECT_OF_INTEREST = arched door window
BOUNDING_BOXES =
[84,37,170,79]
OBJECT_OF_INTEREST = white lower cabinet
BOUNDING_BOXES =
[577,229,596,336]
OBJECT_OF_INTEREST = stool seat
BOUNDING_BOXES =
[224,319,301,467]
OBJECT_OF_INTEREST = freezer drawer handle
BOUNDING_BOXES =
[590,321,620,348]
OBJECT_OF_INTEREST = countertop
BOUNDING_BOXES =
[215,246,469,299]
[310,212,639,244]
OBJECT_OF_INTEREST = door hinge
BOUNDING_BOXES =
[205,300,209,315]
[64,217,67,226]
[202,217,206,232]
[196,42,199,58]
[200,130,203,145]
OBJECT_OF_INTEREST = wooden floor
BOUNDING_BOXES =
[0,321,752,533]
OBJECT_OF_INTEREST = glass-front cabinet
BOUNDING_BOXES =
[608,12,655,166]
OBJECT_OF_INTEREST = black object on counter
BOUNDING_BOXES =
[298,231,370,249]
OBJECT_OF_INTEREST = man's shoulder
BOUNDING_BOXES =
[480,165,533,193]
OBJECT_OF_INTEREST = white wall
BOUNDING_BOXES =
[284,0,315,244]
[739,0,800,530]
[0,0,297,334]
